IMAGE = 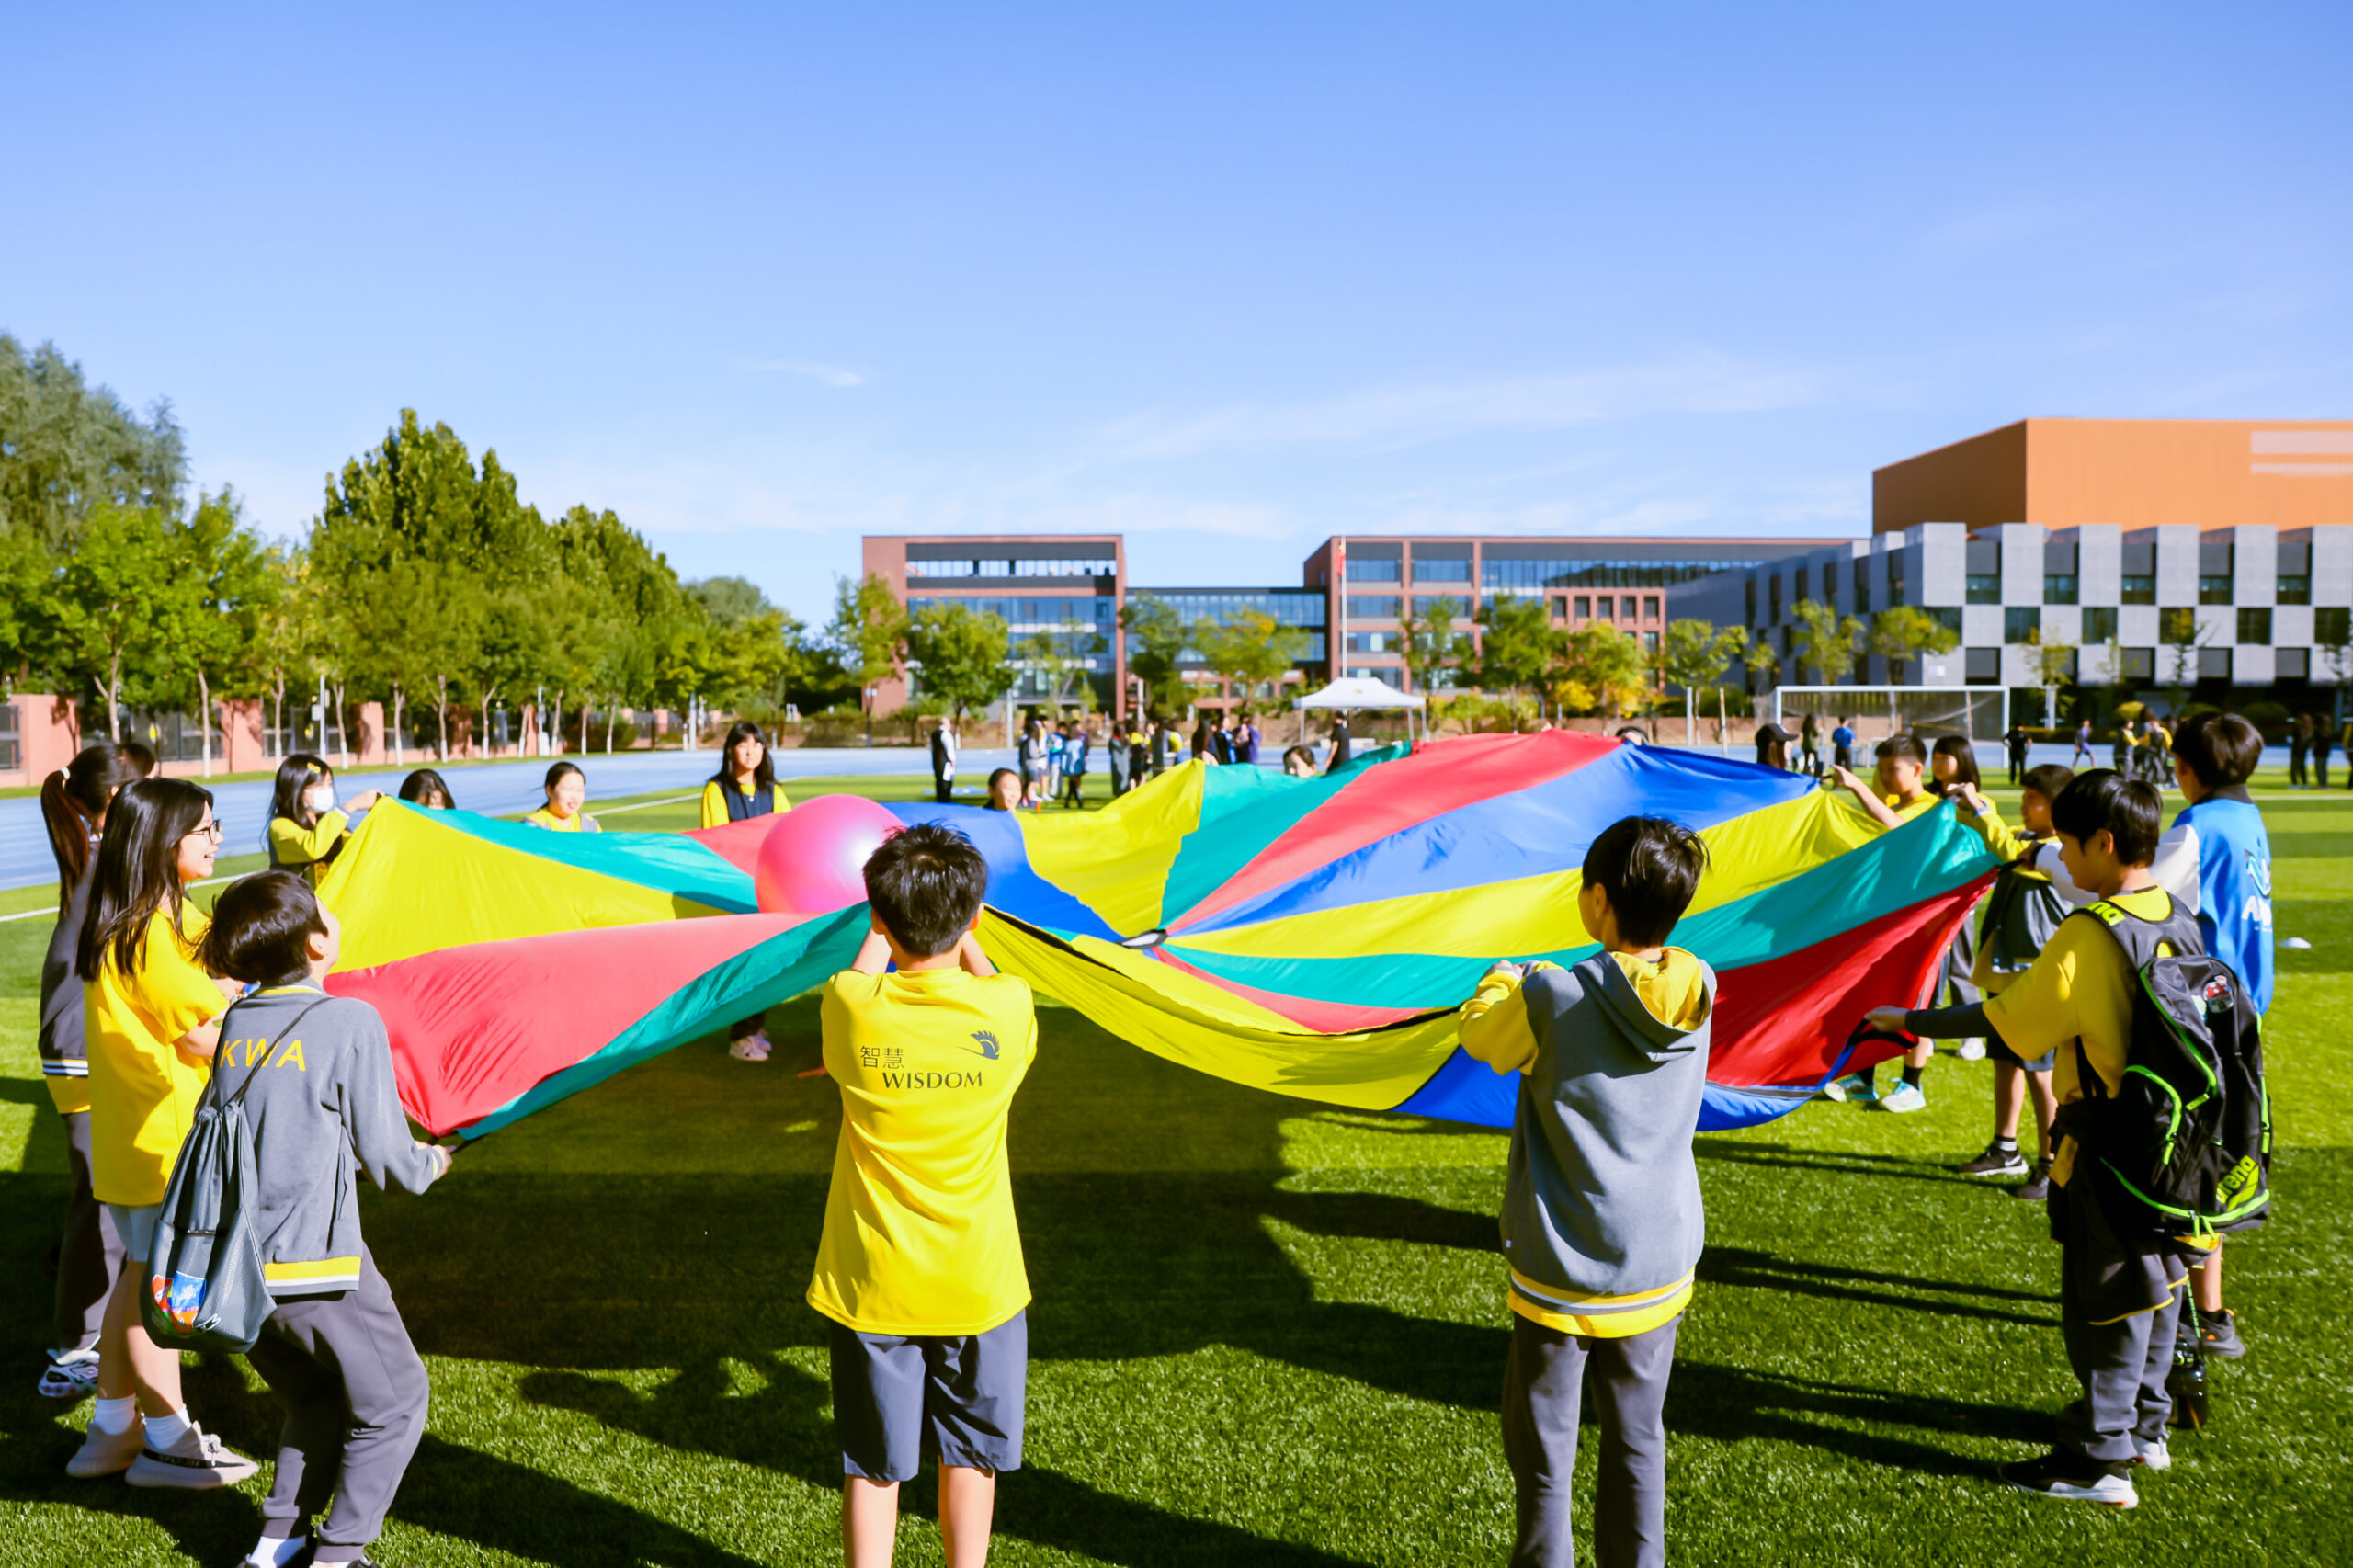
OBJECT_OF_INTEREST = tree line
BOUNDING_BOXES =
[1,335,866,759]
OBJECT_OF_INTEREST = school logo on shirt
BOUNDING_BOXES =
[961,1030,1002,1062]
[218,1038,307,1071]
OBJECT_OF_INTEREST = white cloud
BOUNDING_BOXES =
[739,358,868,388]
[1097,354,1824,460]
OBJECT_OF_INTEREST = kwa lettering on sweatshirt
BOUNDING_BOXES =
[212,986,444,1295]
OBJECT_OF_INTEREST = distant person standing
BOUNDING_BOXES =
[2111,717,2136,776]
[1830,716,1856,773]
[1107,717,1131,797]
[1150,717,1174,778]
[2289,713,2312,789]
[1234,711,1260,766]
[929,715,959,805]
[2004,722,2033,786]
[2315,714,2336,790]
[1800,712,1822,776]
[1060,722,1091,808]
[2072,717,2095,766]
[1327,715,1353,773]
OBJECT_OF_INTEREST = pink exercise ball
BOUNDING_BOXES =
[753,794,904,917]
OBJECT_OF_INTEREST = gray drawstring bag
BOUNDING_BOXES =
[142,995,333,1353]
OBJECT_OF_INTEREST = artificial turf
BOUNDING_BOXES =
[1,778,2347,1565]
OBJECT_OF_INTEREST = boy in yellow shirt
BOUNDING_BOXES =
[1458,816,1714,1568]
[810,824,1037,1568]
[1868,769,2206,1507]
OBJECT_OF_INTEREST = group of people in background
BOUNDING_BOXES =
[2285,710,2350,789]
[951,707,1347,813]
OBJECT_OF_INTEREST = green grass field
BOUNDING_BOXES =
[3,778,2347,1565]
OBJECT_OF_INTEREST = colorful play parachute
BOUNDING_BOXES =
[319,733,1996,1139]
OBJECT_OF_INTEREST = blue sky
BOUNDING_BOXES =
[8,3,2347,624]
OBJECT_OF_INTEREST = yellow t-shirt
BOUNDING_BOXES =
[1983,884,2211,1231]
[697,780,793,829]
[85,907,227,1208]
[808,966,1039,1335]
[269,810,348,881]
[522,807,596,832]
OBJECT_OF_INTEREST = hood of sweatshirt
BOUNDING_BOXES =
[1597,948,1711,1048]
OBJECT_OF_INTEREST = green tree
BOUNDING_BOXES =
[49,502,186,738]
[1790,600,1865,687]
[1869,607,1960,685]
[1400,596,1472,694]
[2029,633,2078,727]
[906,602,1013,721]
[1659,619,1749,740]
[825,574,909,730]
[2159,607,2205,706]
[1196,608,1307,707]
[1472,594,1563,699]
[1562,624,1651,717]
[0,334,187,550]
[1120,593,1189,715]
[1017,616,1105,711]
[155,489,272,774]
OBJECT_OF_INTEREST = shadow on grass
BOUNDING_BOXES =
[1698,1246,2057,1325]
[1668,1361,2048,1475]
[523,1357,1367,1568]
[1694,1140,1984,1188]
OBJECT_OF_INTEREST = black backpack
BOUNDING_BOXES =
[2063,896,2270,1243]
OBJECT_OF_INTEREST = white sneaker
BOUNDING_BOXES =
[1822,1073,1876,1105]
[40,1349,101,1399]
[730,1032,771,1062]
[2132,1434,2172,1471]
[1956,1038,1987,1062]
[124,1421,259,1489]
[66,1417,146,1478]
[1878,1082,1928,1114]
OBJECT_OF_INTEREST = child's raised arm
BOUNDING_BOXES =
[1827,765,1900,830]
[958,926,997,979]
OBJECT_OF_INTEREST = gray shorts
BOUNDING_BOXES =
[1988,1033,2056,1074]
[106,1203,162,1265]
[827,1311,1026,1483]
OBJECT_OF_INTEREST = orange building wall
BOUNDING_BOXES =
[1873,418,2353,534]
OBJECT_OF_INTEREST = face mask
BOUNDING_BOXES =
[305,784,335,812]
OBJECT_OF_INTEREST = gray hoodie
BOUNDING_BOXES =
[1461,949,1713,1332]
[210,985,444,1295]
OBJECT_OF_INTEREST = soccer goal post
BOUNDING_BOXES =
[1773,686,2006,743]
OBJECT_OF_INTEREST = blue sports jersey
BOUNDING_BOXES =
[2174,788,2274,1014]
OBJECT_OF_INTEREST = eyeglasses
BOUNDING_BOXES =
[185,822,224,843]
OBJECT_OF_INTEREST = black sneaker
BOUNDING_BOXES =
[2010,1164,2052,1201]
[2200,1309,2247,1359]
[1955,1142,2029,1178]
[1998,1449,2137,1507]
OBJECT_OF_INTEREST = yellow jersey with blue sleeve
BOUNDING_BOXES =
[808,965,1040,1335]
[85,907,227,1207]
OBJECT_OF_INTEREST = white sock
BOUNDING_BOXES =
[145,1406,193,1450]
[246,1535,307,1567]
[91,1395,139,1435]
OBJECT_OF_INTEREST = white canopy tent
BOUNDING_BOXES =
[1290,676,1428,745]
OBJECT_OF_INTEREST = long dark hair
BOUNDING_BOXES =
[76,778,214,983]
[270,753,335,830]
[399,767,456,808]
[1931,733,1982,792]
[713,721,776,794]
[42,740,151,904]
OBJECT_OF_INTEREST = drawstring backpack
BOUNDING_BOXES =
[142,994,335,1353]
